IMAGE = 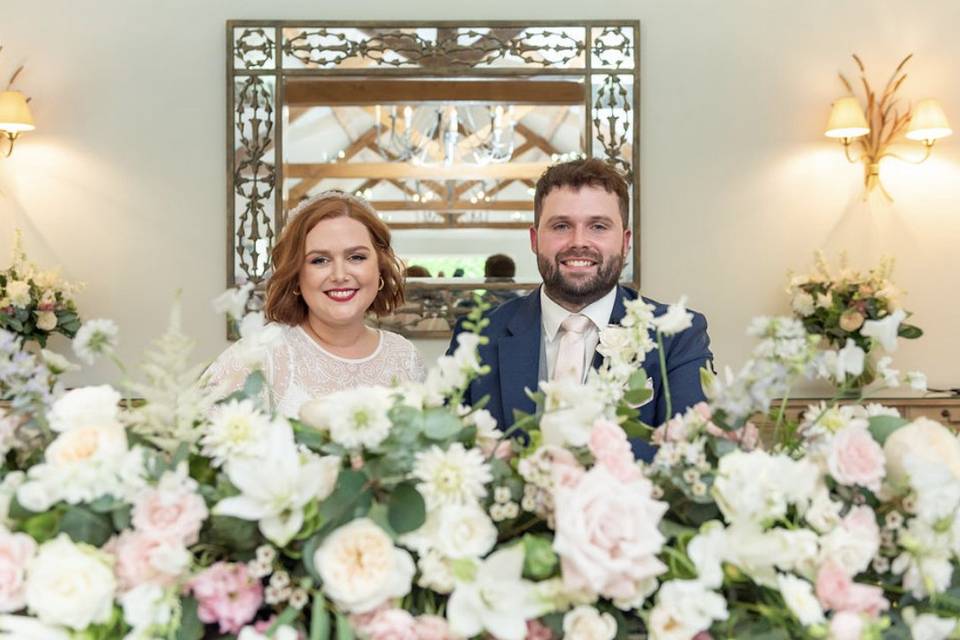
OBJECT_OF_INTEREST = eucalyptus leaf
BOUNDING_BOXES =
[176,596,204,640]
[868,415,908,445]
[422,408,462,441]
[387,482,426,534]
[243,370,266,398]
[59,505,113,546]
[206,515,260,551]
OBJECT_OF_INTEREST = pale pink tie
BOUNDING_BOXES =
[553,314,592,382]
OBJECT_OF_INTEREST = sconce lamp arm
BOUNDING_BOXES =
[841,139,864,164]
[879,141,935,165]
[0,132,19,158]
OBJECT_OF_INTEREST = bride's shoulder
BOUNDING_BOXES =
[377,328,419,354]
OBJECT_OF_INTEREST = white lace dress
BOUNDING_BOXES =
[205,324,427,418]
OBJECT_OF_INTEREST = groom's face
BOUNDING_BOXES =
[530,185,631,311]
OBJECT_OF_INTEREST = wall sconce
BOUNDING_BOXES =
[0,55,34,158]
[824,54,952,201]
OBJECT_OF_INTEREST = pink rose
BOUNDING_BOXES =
[132,485,208,546]
[815,562,888,616]
[543,446,585,490]
[414,615,454,640]
[827,425,885,491]
[110,530,188,592]
[588,419,642,483]
[361,608,416,640]
[553,466,667,603]
[0,529,36,612]
[188,562,263,634]
[828,611,864,640]
[525,619,554,640]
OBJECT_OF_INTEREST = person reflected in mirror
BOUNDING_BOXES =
[447,159,713,460]
[404,265,432,278]
[206,192,426,417]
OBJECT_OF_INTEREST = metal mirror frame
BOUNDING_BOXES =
[226,20,640,337]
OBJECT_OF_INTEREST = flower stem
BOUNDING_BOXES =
[656,331,673,420]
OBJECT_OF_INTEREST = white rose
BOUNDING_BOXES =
[316,518,415,613]
[34,311,57,331]
[47,385,122,433]
[238,625,298,640]
[0,615,70,640]
[562,605,617,640]
[416,550,455,594]
[120,584,173,631]
[6,281,30,308]
[776,574,824,626]
[25,534,116,630]
[433,504,498,559]
[45,423,128,467]
[596,325,634,361]
[884,418,960,488]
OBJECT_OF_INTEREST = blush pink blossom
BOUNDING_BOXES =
[360,608,416,640]
[588,419,642,483]
[652,416,687,445]
[543,446,585,490]
[815,561,889,616]
[110,530,186,592]
[827,425,885,491]
[414,615,454,640]
[132,485,208,546]
[553,465,667,604]
[525,619,554,640]
[828,611,864,640]
[0,529,36,612]
[188,562,263,634]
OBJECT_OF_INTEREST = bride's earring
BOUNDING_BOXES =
[378,276,385,291]
[293,288,301,296]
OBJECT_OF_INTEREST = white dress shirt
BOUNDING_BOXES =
[540,286,618,383]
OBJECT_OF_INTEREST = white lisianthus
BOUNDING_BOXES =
[447,545,544,640]
[907,370,928,392]
[34,311,57,332]
[416,550,455,593]
[24,534,116,630]
[413,443,492,510]
[776,573,824,626]
[47,385,122,433]
[0,615,70,640]
[403,503,497,560]
[325,386,394,450]
[5,281,30,308]
[891,518,954,598]
[40,349,78,375]
[791,292,815,317]
[648,579,727,640]
[861,308,906,352]
[214,424,340,545]
[884,418,960,489]
[562,605,617,640]
[652,296,693,336]
[72,318,119,365]
[120,584,174,635]
[202,398,275,467]
[211,283,254,320]
[596,325,634,361]
[315,518,415,613]
[903,607,957,640]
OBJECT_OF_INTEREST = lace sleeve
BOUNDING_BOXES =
[410,343,427,383]
[202,341,256,400]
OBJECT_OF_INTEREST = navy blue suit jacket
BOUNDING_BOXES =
[447,286,713,461]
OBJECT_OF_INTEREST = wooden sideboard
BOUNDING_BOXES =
[772,397,960,431]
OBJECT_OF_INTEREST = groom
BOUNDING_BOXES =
[447,159,713,460]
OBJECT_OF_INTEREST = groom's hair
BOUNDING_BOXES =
[533,158,630,228]
[265,193,405,324]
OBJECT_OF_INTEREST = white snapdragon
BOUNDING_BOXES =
[861,309,906,352]
[776,574,824,626]
[652,296,694,336]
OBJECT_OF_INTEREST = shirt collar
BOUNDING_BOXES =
[540,285,618,341]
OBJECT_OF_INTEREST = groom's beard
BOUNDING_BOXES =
[538,248,624,309]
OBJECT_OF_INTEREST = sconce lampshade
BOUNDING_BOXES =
[0,91,35,133]
[824,96,870,139]
[905,98,952,141]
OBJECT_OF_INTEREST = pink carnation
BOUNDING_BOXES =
[132,484,208,546]
[110,530,187,592]
[589,419,642,483]
[0,529,36,613]
[652,416,687,444]
[189,562,263,634]
[827,425,885,491]
[525,619,554,640]
[361,608,416,640]
[815,562,889,617]
[414,615,454,640]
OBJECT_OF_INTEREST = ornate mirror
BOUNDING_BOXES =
[227,20,639,337]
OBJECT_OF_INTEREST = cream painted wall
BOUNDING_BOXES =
[2,0,959,393]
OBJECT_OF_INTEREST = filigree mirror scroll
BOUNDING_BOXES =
[227,21,639,337]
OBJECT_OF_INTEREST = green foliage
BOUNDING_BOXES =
[335,613,355,640]
[310,593,331,640]
[176,597,204,640]
[205,515,261,552]
[868,414,909,444]
[58,506,113,546]
[387,482,426,534]
[422,407,463,440]
[521,534,558,579]
[317,469,373,536]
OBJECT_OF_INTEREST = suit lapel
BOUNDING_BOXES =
[498,290,542,424]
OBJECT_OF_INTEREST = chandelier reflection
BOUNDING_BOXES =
[375,104,516,166]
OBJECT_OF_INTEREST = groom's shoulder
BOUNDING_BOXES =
[480,289,536,334]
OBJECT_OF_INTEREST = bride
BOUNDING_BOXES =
[206,191,426,417]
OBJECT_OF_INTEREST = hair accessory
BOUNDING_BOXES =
[286,189,379,223]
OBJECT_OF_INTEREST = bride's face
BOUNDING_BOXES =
[299,216,381,328]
